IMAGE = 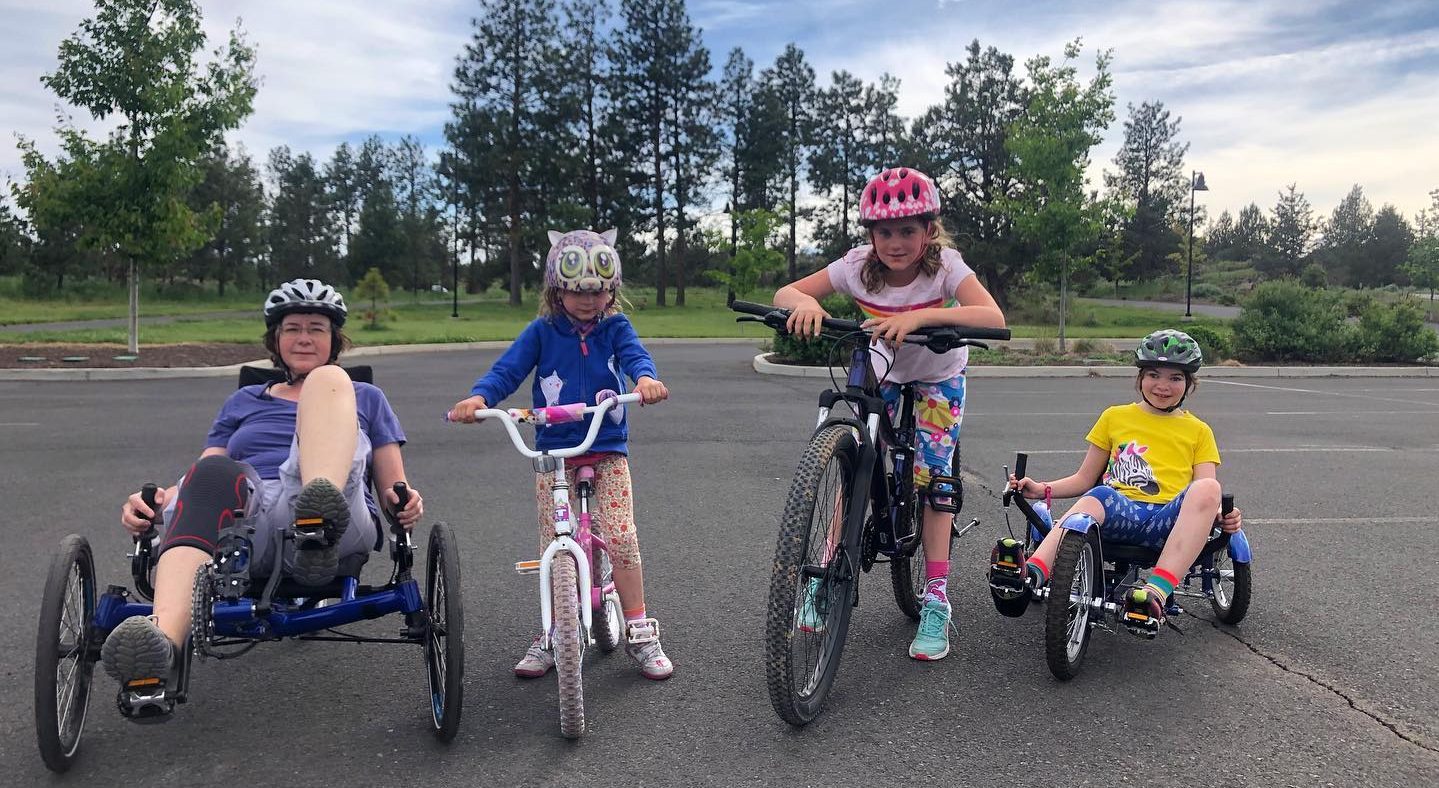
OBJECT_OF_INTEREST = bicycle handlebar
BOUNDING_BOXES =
[729,299,1011,352]
[446,392,645,459]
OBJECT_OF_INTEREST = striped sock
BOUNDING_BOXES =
[624,607,647,623]
[1027,556,1050,588]
[1143,567,1179,605]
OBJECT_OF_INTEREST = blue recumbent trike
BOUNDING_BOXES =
[33,365,464,773]
[990,452,1252,680]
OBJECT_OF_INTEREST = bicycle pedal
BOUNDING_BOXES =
[625,617,660,644]
[1122,612,1160,639]
[117,682,176,723]
[514,559,541,575]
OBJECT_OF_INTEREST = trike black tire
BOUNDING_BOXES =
[1044,528,1102,681]
[35,534,97,773]
[765,424,861,726]
[1210,554,1252,625]
[551,553,586,738]
[424,522,465,742]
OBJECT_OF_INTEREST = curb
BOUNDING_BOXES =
[750,353,1439,379]
[0,338,765,382]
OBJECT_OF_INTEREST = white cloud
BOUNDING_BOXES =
[3,0,1436,223]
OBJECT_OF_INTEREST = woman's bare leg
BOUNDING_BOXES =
[296,364,357,485]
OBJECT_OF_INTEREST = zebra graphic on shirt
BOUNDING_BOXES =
[1105,441,1160,496]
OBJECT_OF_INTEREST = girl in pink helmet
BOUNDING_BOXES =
[772,167,1007,660]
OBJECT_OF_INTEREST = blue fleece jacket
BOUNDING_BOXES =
[469,313,659,454]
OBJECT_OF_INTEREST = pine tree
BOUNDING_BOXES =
[760,44,816,281]
[1106,101,1189,280]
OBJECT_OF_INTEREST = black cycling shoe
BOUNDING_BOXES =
[291,477,349,586]
[1122,587,1165,639]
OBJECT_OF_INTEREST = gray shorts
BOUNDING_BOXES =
[162,429,378,577]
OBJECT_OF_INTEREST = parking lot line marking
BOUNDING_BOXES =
[1245,517,1430,525]
[1206,379,1439,407]
[1265,410,1439,416]
[0,422,40,427]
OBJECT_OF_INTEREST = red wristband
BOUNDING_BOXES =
[1043,484,1053,509]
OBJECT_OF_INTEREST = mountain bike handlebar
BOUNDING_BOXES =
[729,299,1011,353]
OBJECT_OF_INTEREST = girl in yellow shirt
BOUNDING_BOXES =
[989,329,1244,628]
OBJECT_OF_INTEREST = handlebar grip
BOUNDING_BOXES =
[1014,453,1028,481]
[137,482,161,541]
[393,481,410,511]
[1221,493,1234,515]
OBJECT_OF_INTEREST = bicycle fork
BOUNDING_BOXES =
[515,458,595,648]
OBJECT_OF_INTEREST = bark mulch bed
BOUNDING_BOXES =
[0,343,266,369]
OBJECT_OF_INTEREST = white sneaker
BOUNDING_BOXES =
[624,618,673,680]
[513,635,555,678]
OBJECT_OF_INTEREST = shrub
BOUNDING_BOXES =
[769,294,863,365]
[1299,262,1328,288]
[1181,323,1234,362]
[1356,301,1439,362]
[1232,279,1356,362]
[1190,282,1224,303]
[1069,337,1102,355]
[1030,333,1057,355]
[1339,289,1378,317]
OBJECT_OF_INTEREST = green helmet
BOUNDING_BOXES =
[1135,329,1202,373]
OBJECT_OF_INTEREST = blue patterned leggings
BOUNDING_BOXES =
[880,374,967,489]
[1082,484,1192,550]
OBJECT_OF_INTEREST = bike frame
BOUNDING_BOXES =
[460,393,642,649]
[813,343,938,567]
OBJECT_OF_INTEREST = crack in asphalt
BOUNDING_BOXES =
[1203,618,1439,756]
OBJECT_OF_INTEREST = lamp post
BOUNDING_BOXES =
[1185,170,1209,318]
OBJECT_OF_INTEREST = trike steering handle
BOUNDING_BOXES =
[446,391,644,459]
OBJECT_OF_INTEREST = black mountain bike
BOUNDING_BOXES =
[731,300,1010,725]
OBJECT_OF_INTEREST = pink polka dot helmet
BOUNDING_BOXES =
[858,167,942,226]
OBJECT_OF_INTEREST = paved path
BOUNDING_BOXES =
[4,345,1436,786]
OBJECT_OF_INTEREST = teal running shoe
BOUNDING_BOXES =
[797,577,828,633]
[908,596,952,660]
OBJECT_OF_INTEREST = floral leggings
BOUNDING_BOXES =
[535,453,642,570]
[880,374,967,489]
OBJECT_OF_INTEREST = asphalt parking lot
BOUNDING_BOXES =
[3,342,1436,786]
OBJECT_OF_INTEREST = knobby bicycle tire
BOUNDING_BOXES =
[765,424,861,726]
[551,553,586,738]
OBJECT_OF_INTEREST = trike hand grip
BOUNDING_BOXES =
[139,482,161,536]
[1221,493,1234,515]
[1013,453,1028,482]
[393,481,410,511]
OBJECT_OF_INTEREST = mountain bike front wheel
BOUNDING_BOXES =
[765,424,861,726]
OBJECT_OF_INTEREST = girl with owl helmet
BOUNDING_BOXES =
[773,167,1007,661]
[991,329,1245,640]
[449,228,675,680]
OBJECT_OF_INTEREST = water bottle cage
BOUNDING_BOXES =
[925,474,962,514]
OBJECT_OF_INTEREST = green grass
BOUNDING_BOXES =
[0,276,264,325]
[1,285,1232,346]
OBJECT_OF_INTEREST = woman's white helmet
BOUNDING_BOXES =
[264,279,348,328]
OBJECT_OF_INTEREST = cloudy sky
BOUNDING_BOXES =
[3,0,1437,223]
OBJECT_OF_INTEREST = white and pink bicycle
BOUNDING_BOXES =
[451,391,649,738]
